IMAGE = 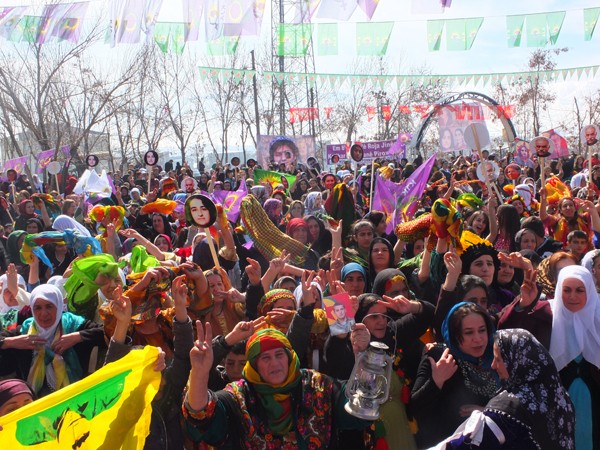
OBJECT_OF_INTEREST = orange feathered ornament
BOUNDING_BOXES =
[141,199,178,215]
[88,205,125,232]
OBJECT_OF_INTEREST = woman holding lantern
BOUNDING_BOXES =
[183,325,372,449]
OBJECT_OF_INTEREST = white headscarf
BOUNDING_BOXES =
[0,273,28,313]
[550,265,600,371]
[29,284,64,345]
[52,215,91,237]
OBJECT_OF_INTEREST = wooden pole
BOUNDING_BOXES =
[201,227,221,270]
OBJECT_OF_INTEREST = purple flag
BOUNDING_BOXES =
[396,154,436,224]
[108,0,145,46]
[36,148,56,174]
[291,0,321,24]
[357,0,380,20]
[37,4,68,44]
[2,156,28,174]
[60,145,71,157]
[222,0,265,36]
[222,180,248,223]
[183,0,203,41]
[51,2,89,42]
[207,181,248,223]
[372,171,400,234]
[0,6,27,40]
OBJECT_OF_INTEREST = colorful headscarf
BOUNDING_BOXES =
[243,328,301,435]
[88,205,125,233]
[64,254,122,320]
[258,289,296,316]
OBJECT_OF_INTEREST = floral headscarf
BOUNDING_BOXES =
[490,329,575,450]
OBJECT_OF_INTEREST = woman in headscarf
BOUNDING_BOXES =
[250,185,268,205]
[0,378,34,416]
[183,327,371,448]
[263,198,283,228]
[411,302,500,448]
[304,214,331,258]
[304,191,325,216]
[550,265,600,450]
[0,284,104,395]
[340,263,367,298]
[0,264,30,331]
[14,199,37,231]
[434,328,575,449]
[367,237,396,289]
[324,293,433,450]
[6,230,30,280]
[52,214,91,237]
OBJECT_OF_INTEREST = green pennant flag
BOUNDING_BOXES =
[506,15,525,47]
[154,23,171,53]
[21,16,41,43]
[427,20,444,51]
[276,23,313,56]
[526,13,547,47]
[446,19,466,51]
[317,23,338,56]
[466,18,483,49]
[207,35,240,55]
[356,22,394,56]
[546,11,565,45]
[172,24,186,55]
[584,8,600,41]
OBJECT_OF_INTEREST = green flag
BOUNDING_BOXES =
[427,20,444,51]
[446,19,466,51]
[356,22,394,56]
[207,35,240,55]
[526,13,547,47]
[317,23,338,56]
[546,11,565,45]
[21,16,41,43]
[172,24,185,55]
[465,18,483,49]
[253,168,296,193]
[584,8,600,41]
[154,23,171,53]
[276,23,313,56]
[506,15,525,47]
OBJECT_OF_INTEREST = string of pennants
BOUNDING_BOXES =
[0,2,597,56]
[199,64,600,88]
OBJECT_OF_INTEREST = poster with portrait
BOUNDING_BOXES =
[437,103,486,154]
[581,124,599,147]
[513,139,534,168]
[256,135,316,169]
[322,292,355,337]
[541,129,569,159]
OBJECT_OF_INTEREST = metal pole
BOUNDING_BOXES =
[251,50,260,139]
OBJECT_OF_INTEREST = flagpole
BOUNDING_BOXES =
[369,160,375,211]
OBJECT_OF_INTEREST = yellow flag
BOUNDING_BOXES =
[1,346,161,449]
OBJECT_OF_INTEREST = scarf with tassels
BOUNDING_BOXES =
[27,321,72,394]
[242,329,301,435]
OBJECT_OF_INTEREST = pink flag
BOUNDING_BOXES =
[209,181,248,223]
[51,2,90,42]
[396,154,436,223]
[372,171,400,234]
[36,148,56,174]
[357,0,380,20]
[2,156,28,174]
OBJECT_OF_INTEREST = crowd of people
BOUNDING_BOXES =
[0,145,598,450]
